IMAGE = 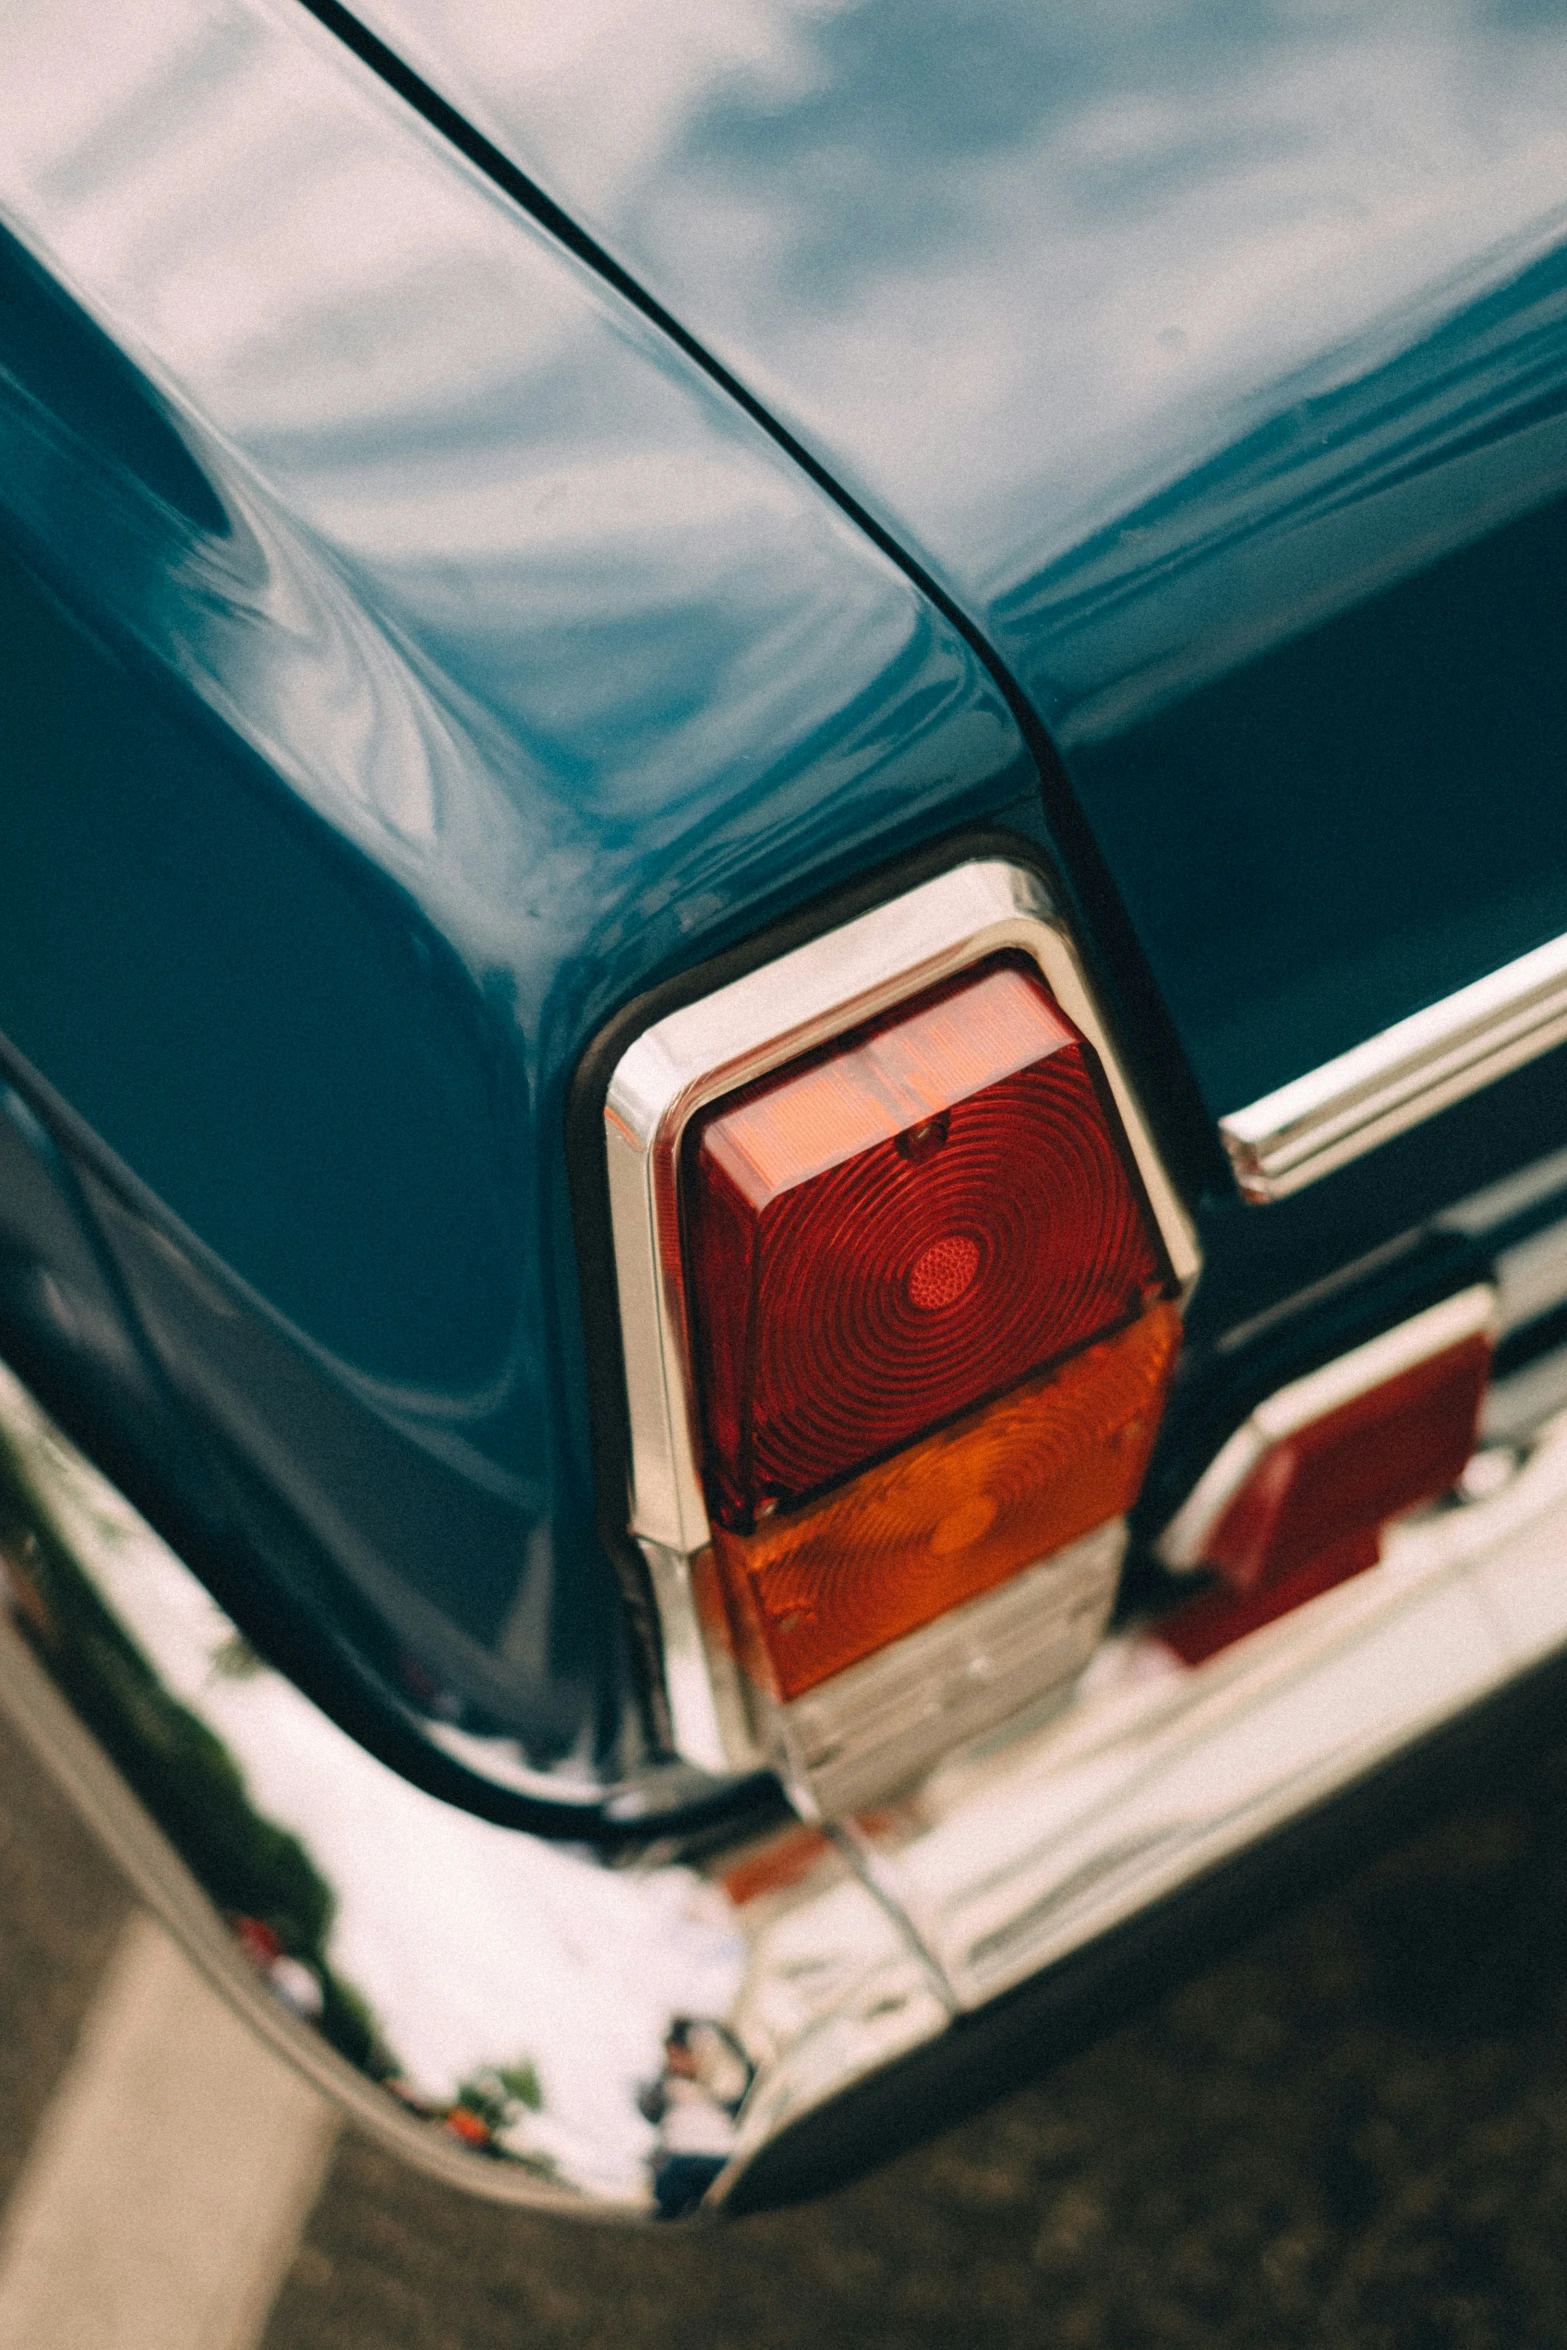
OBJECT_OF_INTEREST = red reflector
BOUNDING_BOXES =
[684,960,1166,1529]
[1160,1530,1381,1667]
[1204,1333,1491,1597]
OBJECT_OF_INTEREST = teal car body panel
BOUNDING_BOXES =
[2,0,1566,1828]
[343,0,1567,1113]
[0,1,1036,1814]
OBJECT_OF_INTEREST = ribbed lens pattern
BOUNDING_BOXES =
[684,960,1165,1529]
[711,1303,1181,1697]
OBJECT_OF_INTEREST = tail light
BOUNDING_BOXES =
[685,961,1165,1530]
[1156,1285,1495,1663]
[602,860,1199,1814]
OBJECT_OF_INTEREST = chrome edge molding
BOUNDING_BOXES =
[844,1375,1567,2017]
[603,858,1200,1769]
[1157,1284,1498,1570]
[1220,931,1567,1202]
[11,1326,1567,2214]
[0,1356,949,2219]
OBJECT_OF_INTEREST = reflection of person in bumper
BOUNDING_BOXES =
[640,2016,748,2219]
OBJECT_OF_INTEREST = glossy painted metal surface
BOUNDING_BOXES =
[1221,930,1567,1201]
[0,0,1035,1802]
[7,0,1567,1868]
[336,0,1567,1120]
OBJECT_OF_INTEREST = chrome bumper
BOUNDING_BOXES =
[4,1351,1567,2218]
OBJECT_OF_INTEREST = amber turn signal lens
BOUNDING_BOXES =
[705,1302,1180,1700]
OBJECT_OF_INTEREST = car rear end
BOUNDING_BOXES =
[4,0,1567,2222]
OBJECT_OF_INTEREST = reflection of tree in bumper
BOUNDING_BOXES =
[0,1429,391,2079]
[442,2059,559,2176]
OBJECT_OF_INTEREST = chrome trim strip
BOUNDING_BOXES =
[847,1402,1567,2016]
[1219,931,1567,1202]
[1493,1217,1567,1337]
[12,1345,1567,2211]
[1475,1198,1567,1445]
[603,858,1200,1766]
[1440,1141,1567,1240]
[1483,1343,1567,1447]
[635,1537,761,1778]
[1156,1285,1497,1570]
[0,1357,946,2217]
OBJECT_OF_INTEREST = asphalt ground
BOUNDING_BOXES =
[7,1699,1567,2349]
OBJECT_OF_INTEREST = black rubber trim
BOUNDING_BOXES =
[293,0,1224,1214]
[723,1633,1567,2211]
[1496,1295,1567,1379]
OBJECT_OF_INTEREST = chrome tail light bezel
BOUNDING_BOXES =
[590,852,1200,1787]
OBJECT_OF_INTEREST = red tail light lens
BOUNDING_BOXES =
[1156,1287,1495,1665]
[1203,1334,1491,1597]
[602,857,1199,1809]
[683,960,1168,1531]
